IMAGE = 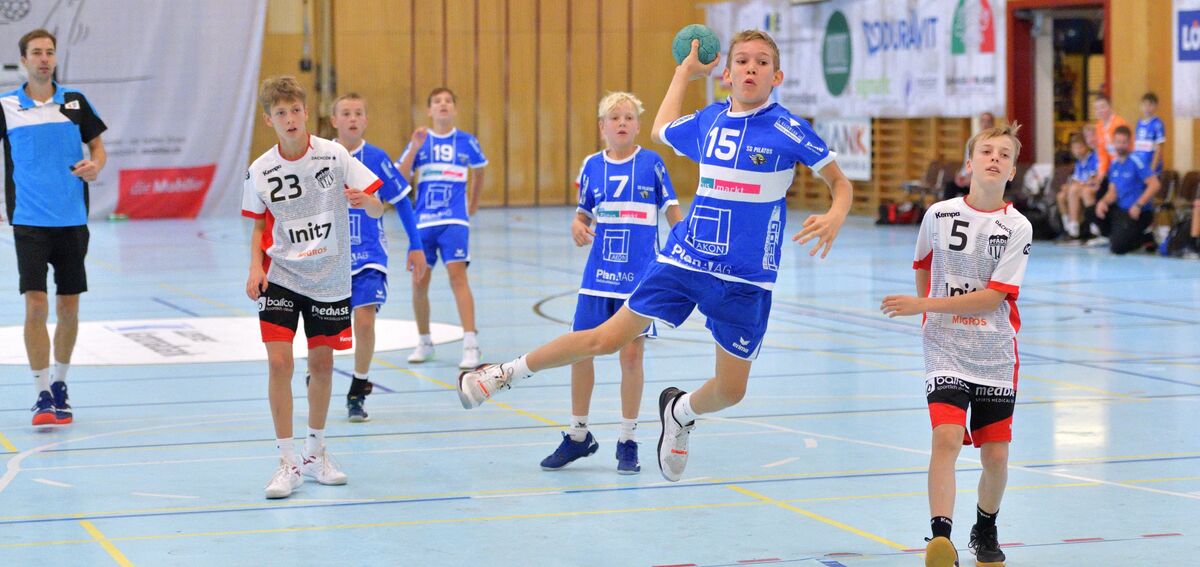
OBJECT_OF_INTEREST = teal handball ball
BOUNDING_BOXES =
[672,24,720,65]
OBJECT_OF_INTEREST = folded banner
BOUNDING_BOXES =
[0,0,266,219]
[707,0,1006,119]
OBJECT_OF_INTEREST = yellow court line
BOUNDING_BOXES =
[375,359,561,427]
[0,432,17,453]
[726,485,908,551]
[155,282,251,316]
[79,521,134,567]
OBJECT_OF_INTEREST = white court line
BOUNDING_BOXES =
[130,492,200,500]
[31,478,73,488]
[763,457,800,469]
[708,416,1200,501]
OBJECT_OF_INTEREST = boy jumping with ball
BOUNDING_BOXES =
[882,122,1032,567]
[457,30,852,483]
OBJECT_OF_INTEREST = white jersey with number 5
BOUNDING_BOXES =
[241,136,382,302]
[913,197,1032,390]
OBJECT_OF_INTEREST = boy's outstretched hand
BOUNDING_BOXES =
[880,295,925,318]
[793,209,846,258]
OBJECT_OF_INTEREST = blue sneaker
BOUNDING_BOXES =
[31,391,56,426]
[50,382,72,424]
[346,395,369,423]
[615,439,640,474]
[540,432,598,470]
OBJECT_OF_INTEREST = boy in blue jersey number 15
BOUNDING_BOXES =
[397,87,488,370]
[539,91,682,475]
[329,93,428,423]
[457,30,853,483]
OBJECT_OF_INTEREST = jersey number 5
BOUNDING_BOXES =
[268,175,302,203]
[705,127,741,160]
[948,220,970,252]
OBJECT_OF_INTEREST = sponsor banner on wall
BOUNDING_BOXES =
[0,1,266,220]
[706,0,1006,118]
[813,117,872,181]
[1174,1,1200,116]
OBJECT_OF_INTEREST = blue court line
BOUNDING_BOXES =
[1018,351,1200,388]
[150,297,200,317]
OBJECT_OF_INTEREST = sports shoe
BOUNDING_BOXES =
[457,363,514,409]
[656,387,694,482]
[346,395,369,423]
[1084,235,1109,248]
[264,459,303,499]
[298,448,348,485]
[50,382,72,424]
[924,536,959,567]
[407,342,435,363]
[615,439,640,474]
[540,432,598,470]
[969,524,1006,566]
[459,346,481,370]
[31,391,56,426]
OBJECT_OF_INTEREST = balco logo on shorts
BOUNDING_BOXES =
[258,296,295,311]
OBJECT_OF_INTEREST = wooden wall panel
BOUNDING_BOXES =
[536,1,570,205]
[446,0,478,137]
[475,0,507,207]
[410,1,445,131]
[599,0,631,95]
[567,0,601,207]
[505,0,538,206]
[332,0,412,160]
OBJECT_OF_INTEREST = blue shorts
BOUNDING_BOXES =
[572,293,656,338]
[625,261,772,360]
[420,224,470,267]
[351,268,388,310]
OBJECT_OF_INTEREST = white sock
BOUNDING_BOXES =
[353,371,369,381]
[1060,213,1070,227]
[619,418,638,442]
[463,331,478,349]
[304,428,324,456]
[419,334,433,346]
[1066,220,1079,238]
[672,392,698,425]
[505,354,533,382]
[277,438,296,463]
[53,362,69,384]
[568,415,589,442]
[33,368,50,393]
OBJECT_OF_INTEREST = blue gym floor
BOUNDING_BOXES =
[0,207,1197,566]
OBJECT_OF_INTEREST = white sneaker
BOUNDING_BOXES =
[298,448,348,485]
[264,459,303,499]
[656,387,695,483]
[459,346,481,370]
[407,342,435,363]
[1085,236,1110,248]
[457,362,514,409]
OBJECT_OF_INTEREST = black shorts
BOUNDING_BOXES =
[257,283,353,350]
[13,225,89,295]
[926,376,1015,447]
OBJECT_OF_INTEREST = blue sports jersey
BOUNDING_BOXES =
[1107,154,1156,212]
[576,147,678,298]
[1133,117,1165,173]
[1072,151,1098,183]
[659,99,835,290]
[348,141,412,274]
[399,128,487,228]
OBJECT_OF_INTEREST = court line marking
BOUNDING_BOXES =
[32,478,73,488]
[762,457,800,469]
[0,431,17,452]
[156,282,250,316]
[726,485,908,551]
[79,520,134,567]
[376,359,560,427]
[129,492,199,500]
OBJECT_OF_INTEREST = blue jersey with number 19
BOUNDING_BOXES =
[659,100,835,289]
[398,128,487,229]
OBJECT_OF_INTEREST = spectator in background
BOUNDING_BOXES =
[1093,95,1128,176]
[1091,126,1160,254]
[1057,132,1098,242]
[1133,92,1165,176]
[943,112,999,201]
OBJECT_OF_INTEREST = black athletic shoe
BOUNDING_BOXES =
[969,524,1006,566]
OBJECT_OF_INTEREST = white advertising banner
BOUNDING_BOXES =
[813,117,872,180]
[0,0,266,220]
[707,0,1006,119]
[1174,1,1200,117]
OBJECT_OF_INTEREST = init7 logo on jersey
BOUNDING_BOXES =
[281,211,340,260]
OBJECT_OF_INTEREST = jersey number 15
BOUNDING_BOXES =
[705,128,741,161]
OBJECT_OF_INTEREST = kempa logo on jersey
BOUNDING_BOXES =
[258,296,295,311]
[935,211,960,218]
[263,164,281,175]
[595,268,636,284]
[315,167,335,189]
[597,209,649,220]
[1179,11,1200,61]
[311,304,350,317]
[700,177,761,195]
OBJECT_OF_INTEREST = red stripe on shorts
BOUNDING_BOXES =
[260,320,295,343]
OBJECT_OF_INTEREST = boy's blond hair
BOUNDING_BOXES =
[726,29,780,71]
[332,92,365,115]
[259,76,306,114]
[966,121,1023,161]
[597,92,644,118]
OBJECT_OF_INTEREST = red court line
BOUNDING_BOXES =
[1142,533,1183,538]
[999,542,1026,547]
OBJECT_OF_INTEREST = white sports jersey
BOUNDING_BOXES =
[241,136,382,302]
[913,197,1032,390]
